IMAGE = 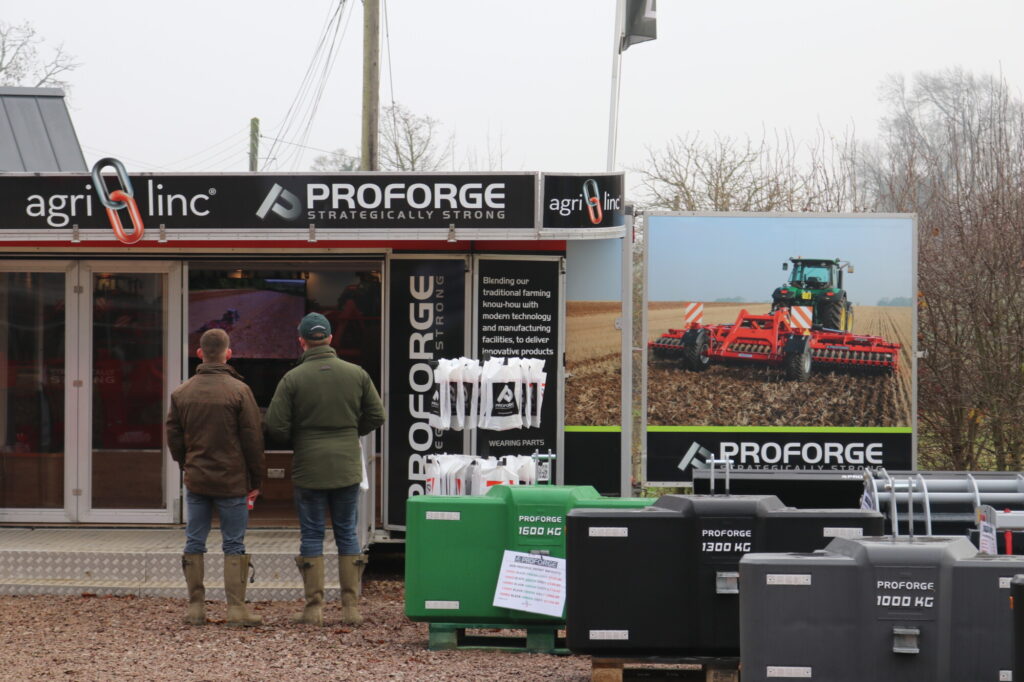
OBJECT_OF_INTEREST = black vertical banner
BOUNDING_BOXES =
[476,258,561,460]
[386,259,466,528]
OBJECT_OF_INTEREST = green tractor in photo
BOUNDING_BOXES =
[770,257,854,331]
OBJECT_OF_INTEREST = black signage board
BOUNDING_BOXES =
[647,429,914,484]
[386,259,466,528]
[475,258,561,460]
[1,173,536,231]
[564,429,621,495]
[541,172,625,229]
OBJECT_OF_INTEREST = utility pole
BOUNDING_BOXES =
[248,117,260,171]
[606,0,625,172]
[360,0,380,171]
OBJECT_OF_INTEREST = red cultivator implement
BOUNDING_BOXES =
[649,308,900,380]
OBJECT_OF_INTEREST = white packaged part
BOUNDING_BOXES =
[447,359,465,431]
[459,357,481,431]
[469,458,518,495]
[479,357,523,430]
[501,455,536,485]
[433,454,474,496]
[527,358,547,428]
[428,360,453,430]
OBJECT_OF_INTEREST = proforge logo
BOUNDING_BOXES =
[680,439,886,471]
[405,273,449,497]
[718,440,884,468]
[255,180,509,222]
[546,177,622,224]
[493,383,517,416]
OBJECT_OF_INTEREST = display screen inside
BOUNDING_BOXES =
[188,278,306,360]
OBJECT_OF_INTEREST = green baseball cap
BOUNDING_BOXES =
[298,312,331,340]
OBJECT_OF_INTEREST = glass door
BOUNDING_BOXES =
[0,264,73,522]
[76,262,181,523]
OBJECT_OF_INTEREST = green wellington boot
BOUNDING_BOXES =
[224,554,262,627]
[293,556,324,625]
[338,554,367,625]
[181,554,206,625]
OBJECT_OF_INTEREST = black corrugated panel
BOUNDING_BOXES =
[0,86,86,172]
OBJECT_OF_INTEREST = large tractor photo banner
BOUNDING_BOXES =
[643,214,916,484]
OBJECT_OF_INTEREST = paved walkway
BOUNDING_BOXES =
[0,527,341,600]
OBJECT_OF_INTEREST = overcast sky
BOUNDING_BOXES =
[6,1,1023,182]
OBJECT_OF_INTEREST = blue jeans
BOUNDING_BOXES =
[294,483,361,556]
[184,489,248,555]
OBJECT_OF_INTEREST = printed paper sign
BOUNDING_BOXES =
[492,550,566,618]
[978,520,998,555]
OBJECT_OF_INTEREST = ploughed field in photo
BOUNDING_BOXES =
[566,301,913,427]
[188,289,303,360]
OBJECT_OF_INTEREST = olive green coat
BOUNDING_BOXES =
[265,345,385,489]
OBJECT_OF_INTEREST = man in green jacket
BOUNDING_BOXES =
[265,312,385,626]
[166,328,264,627]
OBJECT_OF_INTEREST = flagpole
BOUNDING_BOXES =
[606,0,625,171]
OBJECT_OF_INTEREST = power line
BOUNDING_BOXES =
[260,134,337,156]
[264,0,352,171]
[157,125,249,170]
[81,145,168,172]
[383,0,396,110]
[178,141,250,172]
[290,0,354,170]
[264,1,344,169]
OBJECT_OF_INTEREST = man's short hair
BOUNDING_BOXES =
[200,328,230,360]
[305,337,331,347]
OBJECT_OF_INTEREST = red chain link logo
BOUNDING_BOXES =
[90,158,145,244]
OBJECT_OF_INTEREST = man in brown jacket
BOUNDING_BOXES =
[166,328,264,627]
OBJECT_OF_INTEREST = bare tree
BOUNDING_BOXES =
[632,70,1024,472]
[867,69,1024,471]
[379,102,451,171]
[310,148,359,172]
[461,126,507,171]
[0,21,79,89]
[632,128,867,213]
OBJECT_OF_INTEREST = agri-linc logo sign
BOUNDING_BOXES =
[541,173,625,230]
[1,172,538,233]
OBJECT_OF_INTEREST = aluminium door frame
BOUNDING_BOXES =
[75,260,181,524]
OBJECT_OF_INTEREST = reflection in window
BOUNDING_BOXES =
[187,262,382,407]
[91,272,166,509]
[0,272,65,509]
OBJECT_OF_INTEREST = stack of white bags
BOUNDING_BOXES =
[423,454,550,496]
[428,357,547,432]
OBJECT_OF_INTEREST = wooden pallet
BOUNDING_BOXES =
[591,656,740,682]
[427,622,569,654]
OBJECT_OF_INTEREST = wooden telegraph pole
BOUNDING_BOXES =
[360,0,380,171]
[248,117,260,171]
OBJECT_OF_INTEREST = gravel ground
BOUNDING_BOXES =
[0,561,593,682]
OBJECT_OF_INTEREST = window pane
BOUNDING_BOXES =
[187,261,382,524]
[91,272,166,509]
[0,272,65,508]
